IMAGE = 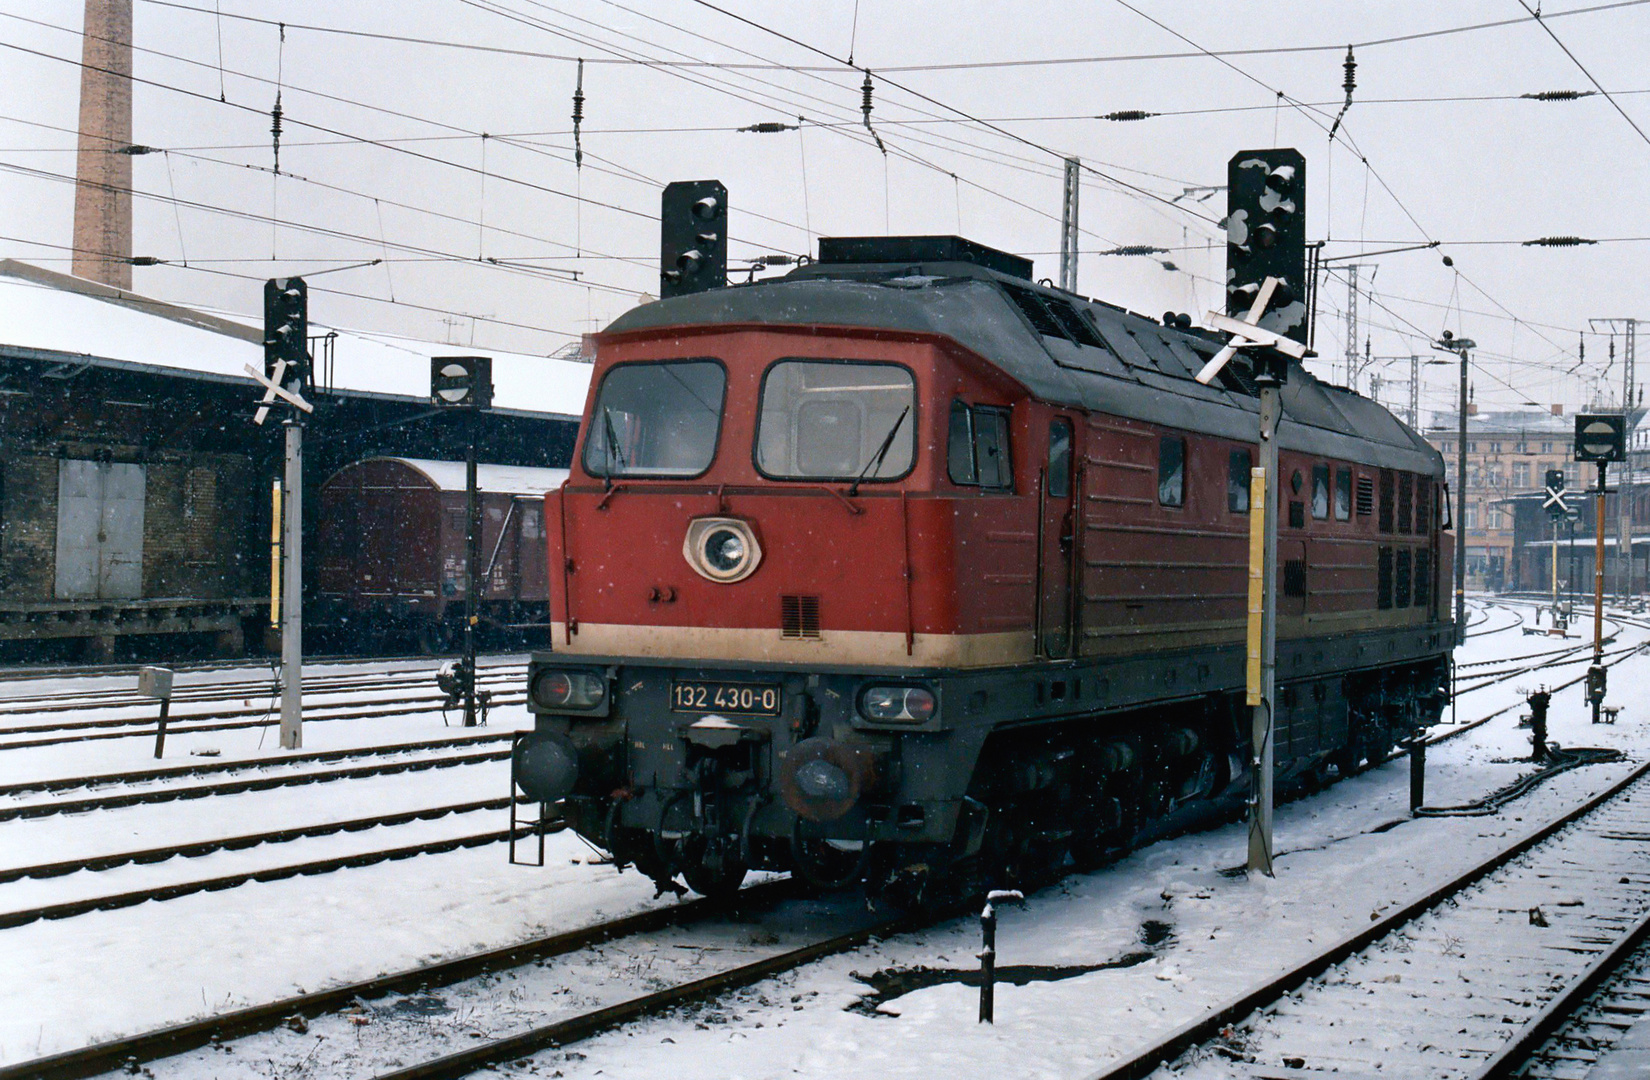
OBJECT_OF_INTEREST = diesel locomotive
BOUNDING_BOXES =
[514,233,1452,901]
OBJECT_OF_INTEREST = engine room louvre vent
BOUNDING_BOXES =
[1356,475,1375,517]
[781,595,821,639]
[999,283,1106,349]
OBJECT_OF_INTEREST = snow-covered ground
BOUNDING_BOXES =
[1,605,1646,1078]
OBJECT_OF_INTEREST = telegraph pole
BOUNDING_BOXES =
[1433,332,1475,646]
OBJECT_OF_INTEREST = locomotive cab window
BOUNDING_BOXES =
[756,360,915,481]
[1335,467,1352,521]
[948,401,1013,491]
[1228,449,1251,512]
[1158,435,1185,507]
[1312,464,1330,519]
[583,359,726,478]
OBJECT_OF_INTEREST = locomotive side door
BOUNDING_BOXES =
[1038,417,1077,658]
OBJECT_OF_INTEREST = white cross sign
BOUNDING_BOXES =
[1195,276,1311,386]
[245,361,314,424]
[1543,486,1570,514]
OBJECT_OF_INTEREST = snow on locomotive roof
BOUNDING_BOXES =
[370,457,569,495]
[0,260,591,418]
[604,244,1442,477]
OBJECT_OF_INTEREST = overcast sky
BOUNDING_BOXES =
[2,1,1647,423]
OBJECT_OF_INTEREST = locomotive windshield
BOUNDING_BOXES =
[583,360,726,478]
[755,360,915,481]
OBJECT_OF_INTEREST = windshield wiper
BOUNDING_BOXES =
[600,407,627,491]
[849,406,910,497]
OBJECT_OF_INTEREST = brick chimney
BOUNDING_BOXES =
[71,0,133,290]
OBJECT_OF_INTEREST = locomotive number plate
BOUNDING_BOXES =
[670,680,782,716]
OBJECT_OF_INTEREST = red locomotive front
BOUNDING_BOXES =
[516,237,1451,902]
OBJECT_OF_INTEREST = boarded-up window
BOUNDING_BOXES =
[54,459,145,600]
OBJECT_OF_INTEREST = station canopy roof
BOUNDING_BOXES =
[370,457,570,495]
[0,261,591,419]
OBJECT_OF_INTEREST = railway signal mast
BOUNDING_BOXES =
[1544,469,1570,632]
[250,277,314,750]
[1196,148,1309,877]
[1575,413,1627,723]
[432,355,493,726]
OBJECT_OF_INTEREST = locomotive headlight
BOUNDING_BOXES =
[683,517,762,583]
[859,685,936,723]
[530,667,606,711]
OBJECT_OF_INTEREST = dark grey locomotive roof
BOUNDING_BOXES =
[605,241,1443,476]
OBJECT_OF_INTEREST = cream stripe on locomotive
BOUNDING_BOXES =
[550,604,1431,669]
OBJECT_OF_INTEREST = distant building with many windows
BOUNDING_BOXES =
[1421,404,1650,595]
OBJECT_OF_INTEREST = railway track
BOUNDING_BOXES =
[1086,758,1650,1080]
[0,877,907,1080]
[0,653,530,685]
[0,730,511,800]
[0,664,525,716]
[0,741,511,822]
[0,689,528,752]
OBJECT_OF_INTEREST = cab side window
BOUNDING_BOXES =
[1158,435,1186,507]
[948,400,1014,491]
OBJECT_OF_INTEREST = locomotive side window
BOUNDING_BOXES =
[583,359,726,479]
[1335,467,1352,520]
[756,360,915,481]
[947,401,1013,491]
[1228,449,1251,512]
[1047,421,1072,499]
[1312,464,1330,519]
[1157,436,1185,507]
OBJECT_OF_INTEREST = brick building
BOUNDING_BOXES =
[0,261,589,661]
[1421,406,1577,591]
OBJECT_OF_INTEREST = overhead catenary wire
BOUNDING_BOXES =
[136,0,1650,72]
[1516,0,1650,149]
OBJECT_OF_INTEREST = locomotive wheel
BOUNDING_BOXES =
[790,824,869,891]
[681,854,747,900]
